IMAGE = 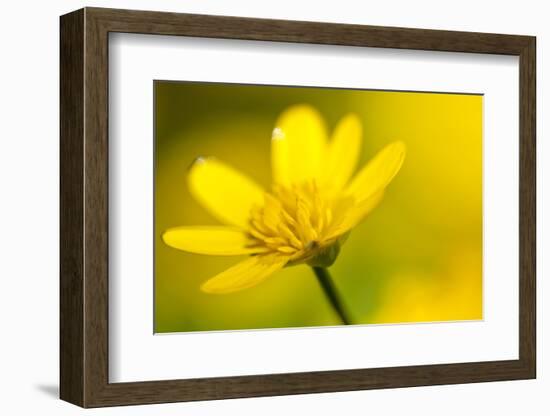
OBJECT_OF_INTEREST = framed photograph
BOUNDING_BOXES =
[60,7,536,407]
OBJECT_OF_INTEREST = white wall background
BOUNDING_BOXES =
[0,0,546,414]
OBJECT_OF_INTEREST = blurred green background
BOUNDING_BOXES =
[154,81,482,333]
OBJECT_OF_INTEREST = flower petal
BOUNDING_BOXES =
[323,113,362,190]
[201,254,289,294]
[188,158,265,228]
[162,226,269,256]
[271,105,327,186]
[346,141,406,203]
[326,191,384,239]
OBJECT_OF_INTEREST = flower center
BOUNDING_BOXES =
[248,181,335,258]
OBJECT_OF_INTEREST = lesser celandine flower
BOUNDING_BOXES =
[162,104,405,323]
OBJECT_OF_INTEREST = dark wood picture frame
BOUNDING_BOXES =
[60,7,536,408]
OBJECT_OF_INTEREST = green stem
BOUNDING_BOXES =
[312,267,353,325]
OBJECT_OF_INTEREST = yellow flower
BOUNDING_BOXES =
[162,105,405,294]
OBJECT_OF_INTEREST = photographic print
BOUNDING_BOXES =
[155,81,482,333]
[60,9,536,406]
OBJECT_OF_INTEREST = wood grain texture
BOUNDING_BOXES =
[518,38,536,375]
[83,9,110,406]
[59,7,537,408]
[59,8,84,406]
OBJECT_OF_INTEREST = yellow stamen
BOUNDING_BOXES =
[248,181,343,259]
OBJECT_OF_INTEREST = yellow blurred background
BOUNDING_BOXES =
[154,81,482,333]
